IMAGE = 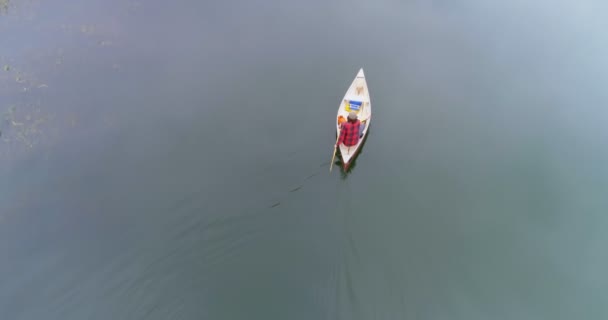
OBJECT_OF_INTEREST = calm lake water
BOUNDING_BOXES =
[2,0,608,319]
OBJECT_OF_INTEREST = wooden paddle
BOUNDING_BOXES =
[329,130,340,172]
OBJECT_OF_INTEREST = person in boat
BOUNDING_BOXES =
[337,111,364,148]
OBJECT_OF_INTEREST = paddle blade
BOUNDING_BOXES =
[329,146,337,172]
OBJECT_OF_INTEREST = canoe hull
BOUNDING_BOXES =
[336,68,371,171]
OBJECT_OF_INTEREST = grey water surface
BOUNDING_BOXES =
[2,0,608,319]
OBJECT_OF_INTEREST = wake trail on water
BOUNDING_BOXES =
[265,159,332,209]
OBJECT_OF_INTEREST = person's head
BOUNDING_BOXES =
[347,111,358,123]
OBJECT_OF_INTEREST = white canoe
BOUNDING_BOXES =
[335,68,371,170]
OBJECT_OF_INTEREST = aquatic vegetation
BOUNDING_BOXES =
[0,0,134,165]
[1,104,49,151]
[1,48,55,160]
[0,0,9,14]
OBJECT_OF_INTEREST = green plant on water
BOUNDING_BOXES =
[1,102,50,148]
[0,0,9,14]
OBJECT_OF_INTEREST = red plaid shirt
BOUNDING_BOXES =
[338,120,361,147]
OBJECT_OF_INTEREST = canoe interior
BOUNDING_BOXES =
[335,68,371,170]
